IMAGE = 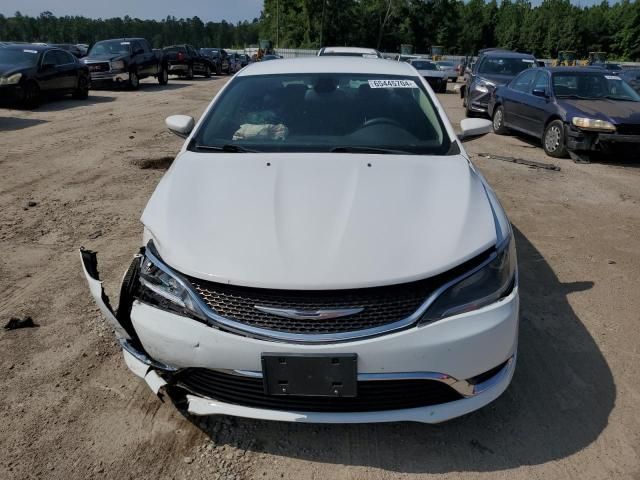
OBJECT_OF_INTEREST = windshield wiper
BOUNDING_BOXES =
[330,146,415,155]
[193,144,259,153]
[603,95,637,102]
[556,94,593,100]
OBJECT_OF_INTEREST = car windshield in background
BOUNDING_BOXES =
[89,40,131,56]
[411,61,437,70]
[201,48,220,57]
[437,62,455,68]
[0,48,39,66]
[553,73,640,101]
[479,57,535,76]
[192,73,450,155]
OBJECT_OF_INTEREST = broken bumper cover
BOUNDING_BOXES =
[565,125,640,154]
[80,248,519,424]
[90,71,130,83]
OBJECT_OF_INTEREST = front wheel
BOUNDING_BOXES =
[129,70,140,90]
[187,65,194,80]
[158,67,168,85]
[543,120,568,158]
[72,75,89,100]
[492,105,509,135]
[22,81,41,109]
[204,65,211,78]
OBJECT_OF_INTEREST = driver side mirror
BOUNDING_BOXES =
[532,88,548,98]
[458,118,492,141]
[166,115,195,138]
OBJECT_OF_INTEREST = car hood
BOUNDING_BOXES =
[559,99,640,125]
[84,54,124,63]
[417,70,447,78]
[477,74,516,86]
[141,152,498,289]
[0,64,31,77]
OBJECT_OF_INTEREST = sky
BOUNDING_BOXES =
[0,0,264,23]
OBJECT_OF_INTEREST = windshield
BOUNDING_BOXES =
[411,61,437,70]
[0,48,39,67]
[437,62,454,68]
[89,40,131,56]
[192,73,451,155]
[479,57,535,76]
[553,73,640,101]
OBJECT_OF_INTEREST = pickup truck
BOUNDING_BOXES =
[82,38,168,89]
[163,45,215,79]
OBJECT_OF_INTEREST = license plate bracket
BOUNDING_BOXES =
[261,353,357,397]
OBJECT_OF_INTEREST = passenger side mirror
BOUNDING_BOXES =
[458,118,492,141]
[532,88,548,98]
[166,115,195,138]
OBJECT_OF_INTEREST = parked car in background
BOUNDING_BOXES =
[228,52,243,72]
[81,57,517,425]
[462,49,536,117]
[52,43,86,58]
[0,44,89,108]
[620,68,640,94]
[83,38,168,89]
[318,46,382,58]
[591,62,623,73]
[200,48,230,75]
[261,54,282,61]
[163,44,214,79]
[238,54,250,68]
[489,67,640,158]
[436,60,457,82]
[409,59,448,93]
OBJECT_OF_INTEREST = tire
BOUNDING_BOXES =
[465,98,476,118]
[204,65,211,78]
[22,81,41,109]
[543,120,568,158]
[158,67,169,85]
[129,70,140,90]
[72,75,89,100]
[187,65,194,80]
[492,105,509,135]
[216,63,222,75]
[440,83,447,94]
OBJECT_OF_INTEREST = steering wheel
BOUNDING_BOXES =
[361,117,404,129]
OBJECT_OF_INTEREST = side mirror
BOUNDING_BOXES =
[134,48,145,55]
[166,115,195,138]
[532,88,548,98]
[459,118,492,141]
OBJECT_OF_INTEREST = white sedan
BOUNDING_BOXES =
[81,57,519,424]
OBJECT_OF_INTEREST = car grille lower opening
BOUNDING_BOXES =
[614,124,640,136]
[174,369,463,412]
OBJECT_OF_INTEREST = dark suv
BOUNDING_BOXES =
[462,49,536,117]
[199,48,231,75]
[164,45,215,78]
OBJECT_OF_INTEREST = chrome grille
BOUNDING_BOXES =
[187,277,435,334]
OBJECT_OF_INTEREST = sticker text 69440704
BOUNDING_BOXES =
[368,79,418,89]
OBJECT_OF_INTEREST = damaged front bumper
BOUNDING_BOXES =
[80,247,518,424]
[565,124,640,156]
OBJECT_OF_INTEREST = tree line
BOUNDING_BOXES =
[262,0,640,60]
[1,0,639,60]
[0,11,260,49]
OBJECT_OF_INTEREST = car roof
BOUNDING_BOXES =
[481,50,535,59]
[321,47,378,55]
[237,56,416,77]
[1,43,51,52]
[543,66,617,74]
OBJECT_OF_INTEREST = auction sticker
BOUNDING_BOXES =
[605,75,621,80]
[369,79,417,88]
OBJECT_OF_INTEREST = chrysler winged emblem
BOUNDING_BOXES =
[254,305,364,320]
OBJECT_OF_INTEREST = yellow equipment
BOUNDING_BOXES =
[553,51,577,67]
[584,51,607,65]
[430,46,444,61]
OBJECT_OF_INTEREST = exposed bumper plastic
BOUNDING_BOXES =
[90,71,130,83]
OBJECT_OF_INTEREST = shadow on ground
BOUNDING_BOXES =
[0,116,48,131]
[32,94,116,112]
[186,226,614,473]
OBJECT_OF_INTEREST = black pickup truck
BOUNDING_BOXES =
[163,45,215,79]
[82,38,168,89]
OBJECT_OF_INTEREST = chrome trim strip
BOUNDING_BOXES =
[215,356,516,398]
[254,305,365,320]
[119,339,177,372]
[143,242,500,344]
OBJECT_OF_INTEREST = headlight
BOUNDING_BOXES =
[474,78,495,94]
[110,60,125,71]
[419,235,517,325]
[137,245,204,320]
[0,73,22,86]
[571,117,616,132]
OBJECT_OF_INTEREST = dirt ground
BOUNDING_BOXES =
[1,76,639,480]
